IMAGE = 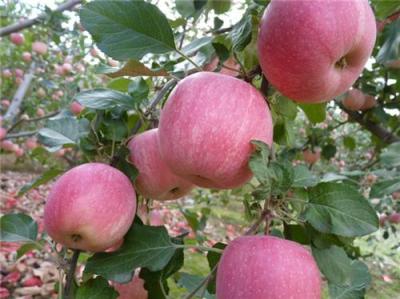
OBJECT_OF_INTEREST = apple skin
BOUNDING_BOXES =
[114,276,148,299]
[0,127,7,140]
[32,41,48,55]
[158,72,273,189]
[258,0,376,103]
[303,148,321,164]
[2,69,12,78]
[22,52,32,62]
[216,235,321,299]
[70,101,84,115]
[44,163,137,252]
[128,129,194,200]
[361,94,376,110]
[342,89,366,111]
[10,33,25,45]
[388,213,400,224]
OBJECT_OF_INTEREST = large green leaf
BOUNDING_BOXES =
[292,165,318,188]
[304,183,378,237]
[299,102,327,124]
[75,89,135,110]
[370,178,400,198]
[207,243,227,294]
[76,277,118,299]
[376,20,400,67]
[85,223,178,283]
[38,117,90,152]
[379,142,400,167]
[18,168,63,196]
[0,214,38,243]
[80,0,176,60]
[231,13,252,52]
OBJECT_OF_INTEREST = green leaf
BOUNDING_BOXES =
[209,0,231,14]
[76,277,118,299]
[304,183,378,237]
[321,144,337,160]
[292,165,318,188]
[0,214,38,243]
[80,0,176,60]
[284,224,311,245]
[231,14,252,52]
[128,78,149,101]
[182,37,213,56]
[343,136,356,151]
[249,140,271,183]
[17,242,42,259]
[380,142,400,167]
[177,273,214,299]
[75,89,135,110]
[38,117,90,152]
[107,78,133,92]
[272,94,298,120]
[98,60,169,78]
[207,242,227,294]
[370,178,400,198]
[372,0,400,19]
[18,168,63,196]
[299,102,327,124]
[376,20,400,67]
[85,223,178,283]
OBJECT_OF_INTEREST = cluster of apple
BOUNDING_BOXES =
[342,88,377,111]
[41,0,378,297]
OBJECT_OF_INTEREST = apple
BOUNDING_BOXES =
[258,0,376,103]
[15,68,24,78]
[158,72,273,189]
[14,147,24,157]
[15,77,23,85]
[128,129,194,200]
[393,192,400,200]
[44,163,137,252]
[62,63,73,73]
[22,52,32,62]
[216,235,321,299]
[114,276,148,299]
[342,89,365,111]
[388,213,400,224]
[1,140,15,151]
[37,87,46,98]
[55,64,65,76]
[36,108,45,117]
[32,41,48,55]
[149,210,164,226]
[10,33,25,45]
[70,101,84,115]
[0,127,6,140]
[1,99,10,107]
[361,94,376,110]
[203,56,240,77]
[2,69,12,78]
[25,137,38,150]
[303,148,321,165]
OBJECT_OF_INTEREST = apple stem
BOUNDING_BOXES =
[64,249,80,299]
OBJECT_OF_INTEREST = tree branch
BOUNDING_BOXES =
[144,79,177,117]
[7,111,60,133]
[340,104,400,144]
[4,63,36,123]
[4,131,37,139]
[0,0,82,37]
[64,249,80,299]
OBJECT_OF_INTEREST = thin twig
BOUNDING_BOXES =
[185,265,218,299]
[144,79,177,117]
[8,111,60,133]
[64,249,80,299]
[5,131,37,139]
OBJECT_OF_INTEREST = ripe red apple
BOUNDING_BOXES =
[25,137,38,150]
[62,63,73,73]
[1,140,15,151]
[114,276,148,299]
[32,41,48,55]
[217,235,321,299]
[1,99,10,108]
[44,163,137,252]
[203,56,240,77]
[0,127,6,140]
[128,129,194,200]
[55,64,65,76]
[342,89,365,111]
[15,68,24,78]
[303,148,321,165]
[258,0,376,103]
[2,69,12,78]
[70,101,84,115]
[388,213,400,224]
[392,191,400,200]
[14,146,24,157]
[158,72,273,189]
[10,33,25,45]
[361,94,376,110]
[22,52,32,62]
[36,108,45,117]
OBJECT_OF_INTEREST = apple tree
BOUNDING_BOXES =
[1,0,399,298]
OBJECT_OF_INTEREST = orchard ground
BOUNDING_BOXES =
[1,159,399,299]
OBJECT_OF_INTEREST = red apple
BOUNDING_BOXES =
[361,94,376,110]
[342,89,365,111]
[10,33,25,45]
[2,69,12,78]
[22,52,32,62]
[303,148,321,164]
[70,101,84,115]
[15,68,24,78]
[203,56,240,77]
[217,235,321,299]
[114,276,148,299]
[258,0,376,103]
[1,99,10,107]
[388,213,400,224]
[25,137,38,150]
[44,163,137,252]
[14,147,24,157]
[15,77,23,85]
[0,127,6,140]
[62,63,73,73]
[149,210,164,226]
[32,41,48,55]
[23,276,43,287]
[1,140,15,151]
[36,108,45,117]
[158,72,273,189]
[55,64,65,76]
[392,192,400,200]
[128,129,194,200]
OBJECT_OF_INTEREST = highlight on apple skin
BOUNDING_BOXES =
[44,163,137,252]
[258,0,376,103]
[216,235,321,299]
[128,128,194,200]
[158,72,273,189]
